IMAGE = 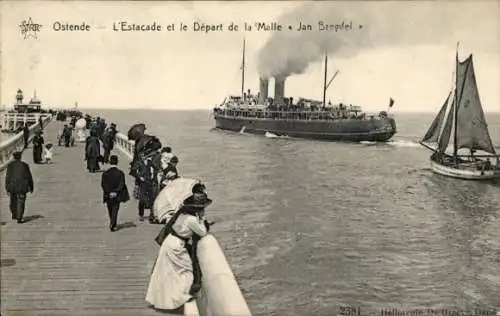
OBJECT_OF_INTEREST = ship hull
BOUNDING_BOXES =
[214,115,397,142]
[430,159,500,180]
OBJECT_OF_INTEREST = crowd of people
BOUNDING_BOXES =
[86,117,214,311]
[83,116,118,172]
[4,114,215,312]
[131,141,180,224]
[96,120,214,310]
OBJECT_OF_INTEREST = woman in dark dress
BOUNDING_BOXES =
[136,153,157,222]
[85,130,101,172]
[32,131,44,164]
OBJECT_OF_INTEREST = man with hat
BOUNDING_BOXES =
[4,151,34,223]
[101,155,130,231]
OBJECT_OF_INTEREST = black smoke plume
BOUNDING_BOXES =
[257,1,498,79]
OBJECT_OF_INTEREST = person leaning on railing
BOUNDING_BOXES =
[146,184,214,310]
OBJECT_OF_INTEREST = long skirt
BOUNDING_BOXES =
[86,156,100,172]
[146,234,193,310]
[136,182,156,209]
[33,146,43,163]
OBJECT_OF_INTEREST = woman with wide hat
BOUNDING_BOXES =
[146,181,214,311]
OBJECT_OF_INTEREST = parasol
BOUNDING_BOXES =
[135,134,152,153]
[136,134,162,155]
[152,178,201,223]
[75,118,86,129]
[146,135,162,152]
[127,123,146,141]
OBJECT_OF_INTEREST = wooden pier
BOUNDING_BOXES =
[0,121,178,315]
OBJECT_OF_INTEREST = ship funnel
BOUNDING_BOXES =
[258,77,269,104]
[274,77,285,105]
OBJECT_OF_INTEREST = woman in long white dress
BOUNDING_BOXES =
[146,184,212,310]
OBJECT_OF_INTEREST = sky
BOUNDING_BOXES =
[1,0,499,113]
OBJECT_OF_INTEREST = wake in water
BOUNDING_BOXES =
[265,131,289,139]
[360,139,422,148]
[237,126,259,138]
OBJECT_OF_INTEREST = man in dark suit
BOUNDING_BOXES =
[5,151,34,223]
[101,155,130,231]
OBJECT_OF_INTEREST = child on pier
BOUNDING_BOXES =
[43,143,54,164]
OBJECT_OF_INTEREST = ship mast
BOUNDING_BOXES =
[452,42,459,161]
[322,49,328,108]
[241,37,246,100]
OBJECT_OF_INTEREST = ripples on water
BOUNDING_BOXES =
[93,110,500,314]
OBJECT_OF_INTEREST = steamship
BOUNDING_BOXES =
[213,40,397,142]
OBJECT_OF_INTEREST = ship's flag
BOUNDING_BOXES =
[389,97,395,108]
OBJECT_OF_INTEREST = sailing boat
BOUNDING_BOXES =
[420,48,500,180]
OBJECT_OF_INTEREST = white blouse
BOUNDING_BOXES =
[172,214,207,239]
[43,148,53,159]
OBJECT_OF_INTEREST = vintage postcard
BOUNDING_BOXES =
[1,1,499,316]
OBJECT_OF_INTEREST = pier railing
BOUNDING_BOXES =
[114,132,252,316]
[0,114,52,171]
[114,132,135,160]
[0,112,52,131]
[213,107,390,122]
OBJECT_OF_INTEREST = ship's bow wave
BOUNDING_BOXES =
[360,139,421,148]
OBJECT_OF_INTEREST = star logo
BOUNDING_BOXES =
[19,17,42,40]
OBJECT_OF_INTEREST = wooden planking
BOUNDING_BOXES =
[0,121,179,315]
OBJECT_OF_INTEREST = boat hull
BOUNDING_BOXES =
[430,159,500,180]
[213,115,397,142]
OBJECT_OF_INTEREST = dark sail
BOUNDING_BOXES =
[421,92,451,144]
[455,55,497,155]
[437,99,455,153]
